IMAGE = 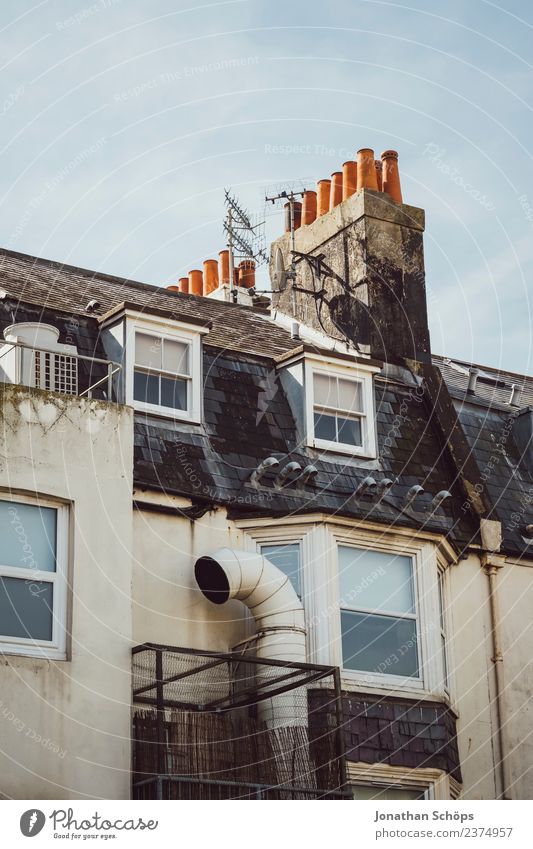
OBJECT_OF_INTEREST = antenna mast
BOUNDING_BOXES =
[223,190,267,303]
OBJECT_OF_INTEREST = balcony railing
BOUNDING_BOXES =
[0,340,122,402]
[132,643,349,800]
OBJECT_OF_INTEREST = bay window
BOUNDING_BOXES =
[338,545,420,680]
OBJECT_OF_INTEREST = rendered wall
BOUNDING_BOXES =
[0,384,133,800]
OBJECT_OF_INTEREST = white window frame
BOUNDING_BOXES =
[0,492,69,660]
[348,763,457,800]
[125,315,205,423]
[304,356,378,458]
[259,540,303,599]
[236,518,452,700]
[331,529,447,696]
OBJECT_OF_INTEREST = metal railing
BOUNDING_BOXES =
[0,340,122,401]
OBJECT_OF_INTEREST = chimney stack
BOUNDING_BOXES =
[269,144,429,363]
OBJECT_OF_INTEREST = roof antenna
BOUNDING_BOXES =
[223,190,267,303]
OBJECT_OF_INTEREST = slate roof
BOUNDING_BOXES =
[0,248,296,359]
[1,246,532,558]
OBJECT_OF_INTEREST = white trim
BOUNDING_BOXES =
[304,358,378,458]
[347,763,455,800]
[0,492,68,660]
[125,316,203,423]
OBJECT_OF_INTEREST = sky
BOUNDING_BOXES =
[1,0,532,373]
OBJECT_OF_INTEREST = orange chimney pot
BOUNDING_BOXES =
[381,150,402,202]
[166,285,180,293]
[342,161,357,201]
[375,159,383,191]
[178,277,189,294]
[188,269,203,296]
[203,259,219,295]
[317,179,331,216]
[357,148,378,191]
[238,259,255,289]
[302,190,317,225]
[329,172,343,210]
[218,250,230,286]
[284,201,302,232]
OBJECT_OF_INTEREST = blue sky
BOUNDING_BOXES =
[1,0,532,372]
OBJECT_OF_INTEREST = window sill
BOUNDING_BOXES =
[309,437,375,458]
[0,643,67,661]
[133,401,201,424]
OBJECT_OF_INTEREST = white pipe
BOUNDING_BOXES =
[194,548,307,726]
[194,547,306,663]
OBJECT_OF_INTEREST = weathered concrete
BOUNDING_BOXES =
[0,384,133,800]
[270,189,430,362]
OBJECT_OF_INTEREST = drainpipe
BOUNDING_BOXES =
[480,519,510,799]
[194,548,306,726]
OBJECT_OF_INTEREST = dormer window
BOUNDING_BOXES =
[116,310,207,422]
[305,358,378,457]
[134,332,190,412]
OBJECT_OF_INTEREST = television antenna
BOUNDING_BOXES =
[223,190,267,303]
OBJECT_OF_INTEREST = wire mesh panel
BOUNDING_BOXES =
[132,644,348,800]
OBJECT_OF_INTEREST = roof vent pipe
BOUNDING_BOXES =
[194,548,307,725]
[509,384,522,407]
[275,461,301,487]
[467,367,479,394]
[250,456,279,486]
[291,321,300,340]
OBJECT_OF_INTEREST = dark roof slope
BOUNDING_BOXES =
[0,248,295,359]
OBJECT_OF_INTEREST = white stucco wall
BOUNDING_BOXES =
[0,384,133,800]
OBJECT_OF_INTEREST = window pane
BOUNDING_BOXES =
[338,377,363,412]
[341,610,419,677]
[0,500,56,572]
[339,547,415,615]
[134,370,159,405]
[135,333,162,370]
[313,373,337,407]
[261,544,301,598]
[160,376,188,410]
[163,339,189,375]
[353,784,426,800]
[0,577,53,641]
[337,416,362,446]
[314,411,336,441]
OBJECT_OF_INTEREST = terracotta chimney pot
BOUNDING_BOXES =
[342,161,357,200]
[329,172,343,209]
[357,148,378,191]
[317,179,331,216]
[218,250,230,286]
[381,150,403,203]
[203,259,219,295]
[375,159,383,191]
[178,277,189,294]
[284,201,302,233]
[238,260,256,289]
[302,190,317,225]
[188,269,203,296]
[166,285,180,293]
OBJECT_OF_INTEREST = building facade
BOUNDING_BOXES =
[0,147,532,800]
